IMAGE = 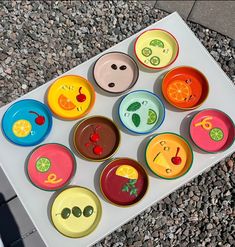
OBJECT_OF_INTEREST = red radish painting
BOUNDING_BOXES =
[29,111,45,125]
[76,87,86,102]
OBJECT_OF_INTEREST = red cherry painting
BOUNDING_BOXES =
[93,145,103,155]
[90,126,100,142]
[29,111,45,125]
[85,125,104,156]
[76,87,86,102]
[171,147,182,165]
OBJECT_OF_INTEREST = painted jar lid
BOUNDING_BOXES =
[2,99,52,146]
[27,143,76,191]
[100,158,149,207]
[119,90,165,134]
[47,75,96,120]
[134,29,179,70]
[50,186,102,238]
[73,116,121,161]
[190,109,235,153]
[145,132,193,179]
[162,66,209,110]
[93,52,139,94]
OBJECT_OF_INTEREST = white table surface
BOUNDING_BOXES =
[0,12,234,247]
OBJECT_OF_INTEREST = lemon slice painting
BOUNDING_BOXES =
[12,119,32,138]
[115,165,138,180]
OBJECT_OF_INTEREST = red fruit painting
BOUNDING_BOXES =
[29,111,45,125]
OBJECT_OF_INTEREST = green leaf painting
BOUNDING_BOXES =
[130,188,137,196]
[129,179,137,185]
[127,102,141,111]
[121,179,138,197]
[122,185,129,192]
[132,113,140,127]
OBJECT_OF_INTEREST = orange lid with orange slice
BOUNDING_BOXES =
[47,75,96,120]
[162,66,209,110]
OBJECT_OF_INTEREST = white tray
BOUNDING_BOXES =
[0,12,234,247]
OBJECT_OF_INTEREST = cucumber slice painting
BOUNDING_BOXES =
[141,47,152,57]
[150,39,164,48]
[150,56,160,66]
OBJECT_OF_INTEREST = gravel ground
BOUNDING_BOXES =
[0,1,234,247]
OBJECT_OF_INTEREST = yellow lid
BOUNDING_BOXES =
[47,75,96,120]
[134,29,179,70]
[51,186,102,238]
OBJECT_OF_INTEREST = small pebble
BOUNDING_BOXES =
[21,84,27,90]
[227,159,234,169]
[228,59,235,69]
[207,223,213,230]
[229,39,235,48]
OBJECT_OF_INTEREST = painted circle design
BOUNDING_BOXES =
[12,119,32,138]
[36,157,51,173]
[47,75,95,120]
[190,109,235,153]
[150,56,160,66]
[118,90,165,134]
[141,47,152,57]
[100,158,149,206]
[27,143,76,191]
[166,80,192,103]
[145,132,193,179]
[50,186,102,238]
[2,99,53,146]
[209,128,224,142]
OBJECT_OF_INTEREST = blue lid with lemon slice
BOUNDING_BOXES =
[1,99,53,146]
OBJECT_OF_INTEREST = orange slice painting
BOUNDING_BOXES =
[58,94,76,110]
[167,80,192,103]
